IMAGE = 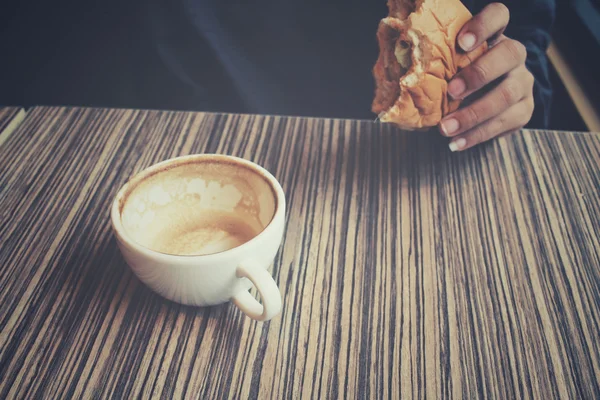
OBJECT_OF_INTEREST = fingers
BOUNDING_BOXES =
[458,2,510,51]
[440,65,534,137]
[448,96,535,152]
[447,38,527,100]
[444,3,534,152]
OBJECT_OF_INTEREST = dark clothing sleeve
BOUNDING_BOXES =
[508,0,556,129]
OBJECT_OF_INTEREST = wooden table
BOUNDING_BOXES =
[1,106,599,399]
[0,107,26,147]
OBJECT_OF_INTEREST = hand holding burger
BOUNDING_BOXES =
[372,0,535,151]
[440,3,535,152]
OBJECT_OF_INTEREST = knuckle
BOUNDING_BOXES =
[513,101,533,129]
[527,96,535,113]
[505,39,527,64]
[470,118,499,144]
[470,62,490,85]
[500,80,522,106]
[472,123,493,144]
[469,16,487,36]
[463,105,483,127]
[476,3,510,34]
[526,70,535,88]
[470,127,485,145]
[489,115,507,137]
[523,98,535,123]
[493,3,510,22]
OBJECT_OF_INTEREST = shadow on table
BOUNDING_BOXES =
[60,233,249,339]
[354,121,467,187]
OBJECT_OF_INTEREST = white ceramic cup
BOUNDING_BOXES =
[110,154,285,321]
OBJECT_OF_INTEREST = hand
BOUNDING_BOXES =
[439,3,535,152]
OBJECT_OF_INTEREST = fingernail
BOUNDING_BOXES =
[449,138,467,152]
[459,32,476,51]
[448,78,466,99]
[440,118,459,136]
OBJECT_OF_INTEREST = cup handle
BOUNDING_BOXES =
[232,262,282,321]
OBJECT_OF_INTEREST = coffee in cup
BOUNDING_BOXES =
[111,154,285,321]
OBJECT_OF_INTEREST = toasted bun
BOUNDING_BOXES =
[372,0,487,130]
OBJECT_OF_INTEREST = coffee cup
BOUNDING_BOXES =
[110,154,285,321]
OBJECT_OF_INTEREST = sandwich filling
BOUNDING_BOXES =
[377,17,423,114]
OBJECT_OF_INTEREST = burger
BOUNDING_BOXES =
[372,0,487,130]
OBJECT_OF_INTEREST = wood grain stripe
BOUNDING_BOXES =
[0,107,26,148]
[1,106,599,399]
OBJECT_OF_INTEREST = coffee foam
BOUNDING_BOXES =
[119,159,277,256]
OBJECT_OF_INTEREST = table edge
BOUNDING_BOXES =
[24,105,600,136]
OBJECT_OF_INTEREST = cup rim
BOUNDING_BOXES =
[110,154,286,263]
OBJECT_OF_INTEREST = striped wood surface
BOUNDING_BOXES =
[1,106,599,399]
[0,107,26,147]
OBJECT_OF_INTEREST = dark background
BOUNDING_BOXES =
[0,0,597,131]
